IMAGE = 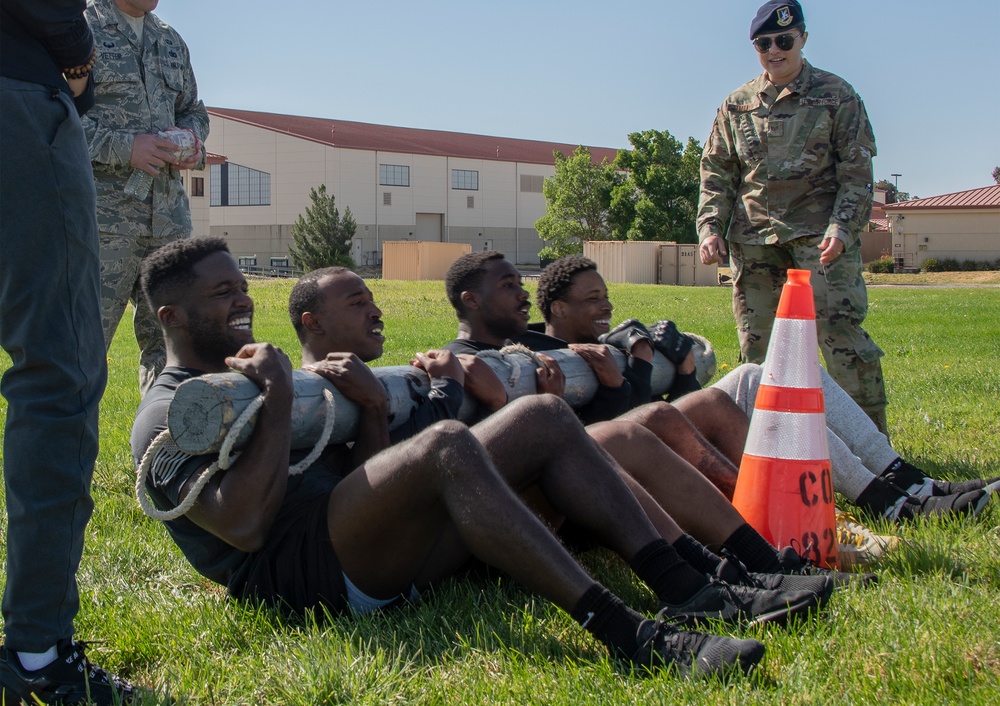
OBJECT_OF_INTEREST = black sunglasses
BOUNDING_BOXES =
[752,33,801,53]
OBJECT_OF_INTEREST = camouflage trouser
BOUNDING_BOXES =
[729,235,888,435]
[99,232,186,395]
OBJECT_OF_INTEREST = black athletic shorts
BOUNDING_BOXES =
[228,473,348,616]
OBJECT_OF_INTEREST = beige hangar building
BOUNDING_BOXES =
[882,185,1000,270]
[188,108,620,270]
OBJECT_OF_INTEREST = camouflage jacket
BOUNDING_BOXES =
[697,61,876,250]
[83,0,209,238]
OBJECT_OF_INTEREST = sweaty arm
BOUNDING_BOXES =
[306,352,390,467]
[568,343,632,424]
[456,353,507,414]
[182,343,294,553]
[387,350,467,444]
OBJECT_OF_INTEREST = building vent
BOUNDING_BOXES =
[467,195,475,209]
[383,192,391,206]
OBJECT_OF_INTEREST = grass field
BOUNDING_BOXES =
[1,278,999,705]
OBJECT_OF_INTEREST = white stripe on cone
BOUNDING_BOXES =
[743,408,830,460]
[761,319,823,389]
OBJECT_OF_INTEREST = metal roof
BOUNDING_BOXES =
[882,185,1000,210]
[206,107,622,167]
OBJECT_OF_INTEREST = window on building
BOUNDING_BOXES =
[210,162,271,206]
[452,169,479,190]
[379,164,410,187]
[190,176,205,197]
[520,174,544,193]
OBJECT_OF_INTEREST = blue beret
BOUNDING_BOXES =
[750,1,805,39]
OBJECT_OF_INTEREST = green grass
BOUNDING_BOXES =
[2,279,999,705]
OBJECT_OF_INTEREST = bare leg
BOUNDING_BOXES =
[621,401,741,499]
[586,420,746,546]
[327,419,595,611]
[469,395,673,559]
[671,388,749,467]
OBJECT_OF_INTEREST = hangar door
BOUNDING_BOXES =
[416,213,443,242]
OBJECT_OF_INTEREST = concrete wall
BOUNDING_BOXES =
[210,223,295,264]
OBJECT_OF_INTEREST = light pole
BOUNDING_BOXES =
[891,173,901,192]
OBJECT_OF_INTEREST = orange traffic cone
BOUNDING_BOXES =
[731,269,839,568]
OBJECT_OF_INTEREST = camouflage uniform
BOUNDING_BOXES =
[697,60,887,433]
[83,0,209,394]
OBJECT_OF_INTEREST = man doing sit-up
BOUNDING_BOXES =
[131,238,821,679]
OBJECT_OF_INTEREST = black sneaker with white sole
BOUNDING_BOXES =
[930,476,1000,495]
[775,546,878,587]
[893,488,993,522]
[630,610,765,678]
[659,578,819,628]
[0,639,135,705]
[714,555,835,607]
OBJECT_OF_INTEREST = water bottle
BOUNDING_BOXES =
[124,169,154,199]
[123,129,199,200]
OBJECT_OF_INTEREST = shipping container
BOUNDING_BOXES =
[382,241,472,280]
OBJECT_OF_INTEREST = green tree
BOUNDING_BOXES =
[875,178,910,204]
[288,184,357,271]
[535,146,626,259]
[613,130,702,244]
[992,166,1000,185]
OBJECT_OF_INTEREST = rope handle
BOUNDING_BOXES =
[136,388,336,521]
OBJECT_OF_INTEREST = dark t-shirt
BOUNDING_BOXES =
[388,376,464,444]
[131,366,347,612]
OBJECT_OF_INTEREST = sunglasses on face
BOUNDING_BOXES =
[752,33,801,53]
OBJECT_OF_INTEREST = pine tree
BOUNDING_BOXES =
[288,184,357,272]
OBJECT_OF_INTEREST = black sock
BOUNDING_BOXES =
[629,538,708,605]
[856,476,906,515]
[570,583,644,661]
[672,534,722,575]
[722,523,782,573]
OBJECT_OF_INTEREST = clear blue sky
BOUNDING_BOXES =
[156,0,999,200]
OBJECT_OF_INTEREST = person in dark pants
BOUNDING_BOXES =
[0,1,136,703]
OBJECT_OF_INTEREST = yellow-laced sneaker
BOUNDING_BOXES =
[836,511,900,569]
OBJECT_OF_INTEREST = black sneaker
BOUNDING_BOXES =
[775,546,878,587]
[630,611,765,678]
[881,460,1000,498]
[659,578,819,628]
[714,555,835,607]
[0,639,135,705]
[893,488,993,522]
[930,476,1000,495]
